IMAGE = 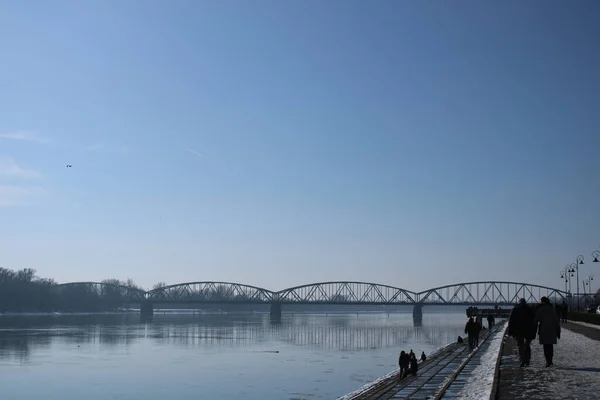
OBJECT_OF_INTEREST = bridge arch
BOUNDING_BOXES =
[417,281,568,305]
[275,281,417,304]
[145,281,275,303]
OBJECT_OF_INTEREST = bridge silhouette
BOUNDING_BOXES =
[55,281,568,319]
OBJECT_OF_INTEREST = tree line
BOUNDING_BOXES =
[0,268,269,312]
[0,267,143,313]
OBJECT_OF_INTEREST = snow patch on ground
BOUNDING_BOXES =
[570,320,600,330]
[428,341,456,358]
[337,367,398,400]
[454,324,506,399]
[503,328,600,399]
[337,341,457,400]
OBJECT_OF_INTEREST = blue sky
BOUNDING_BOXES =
[1,1,599,292]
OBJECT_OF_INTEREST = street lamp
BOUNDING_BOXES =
[593,250,600,263]
[566,263,577,294]
[560,266,572,294]
[575,255,584,311]
[583,275,594,308]
[587,275,594,293]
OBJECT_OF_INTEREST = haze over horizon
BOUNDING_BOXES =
[1,1,599,292]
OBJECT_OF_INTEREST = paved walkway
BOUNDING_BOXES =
[441,324,505,399]
[338,343,462,400]
[360,324,503,399]
[388,345,469,399]
[562,321,600,341]
[495,323,600,400]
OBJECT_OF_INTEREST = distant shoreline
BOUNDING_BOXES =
[0,309,468,317]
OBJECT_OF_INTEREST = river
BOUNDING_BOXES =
[0,310,468,399]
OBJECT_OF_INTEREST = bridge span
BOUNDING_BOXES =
[56,281,568,319]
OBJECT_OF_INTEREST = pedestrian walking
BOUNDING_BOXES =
[464,317,477,350]
[508,298,536,367]
[534,296,561,367]
[408,352,418,376]
[561,300,568,323]
[398,350,410,379]
[473,317,482,346]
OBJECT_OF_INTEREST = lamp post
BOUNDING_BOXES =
[575,255,584,311]
[566,264,577,294]
[560,266,571,295]
[592,250,600,263]
[587,275,594,294]
[584,275,594,307]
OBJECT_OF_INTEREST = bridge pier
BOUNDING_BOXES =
[140,301,154,320]
[413,303,423,326]
[270,302,282,320]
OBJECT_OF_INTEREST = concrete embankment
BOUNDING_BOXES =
[339,322,507,400]
[337,342,459,400]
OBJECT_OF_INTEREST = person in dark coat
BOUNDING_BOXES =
[487,314,494,329]
[561,300,568,323]
[408,353,418,376]
[420,351,427,362]
[464,317,477,349]
[535,297,561,367]
[508,298,536,367]
[398,350,410,379]
[473,317,482,347]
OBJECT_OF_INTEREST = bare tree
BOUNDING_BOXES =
[153,281,167,290]
[125,277,143,291]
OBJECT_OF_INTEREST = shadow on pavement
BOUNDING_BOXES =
[558,367,600,373]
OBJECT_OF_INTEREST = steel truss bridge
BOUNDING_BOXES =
[57,281,569,317]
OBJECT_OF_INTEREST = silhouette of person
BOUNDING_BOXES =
[487,314,494,329]
[561,300,568,323]
[464,317,477,349]
[420,351,427,362]
[398,350,410,379]
[508,298,536,367]
[473,317,482,346]
[408,353,418,376]
[535,296,561,367]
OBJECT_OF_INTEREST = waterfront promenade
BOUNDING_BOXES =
[494,321,600,400]
[341,319,600,399]
[340,322,507,399]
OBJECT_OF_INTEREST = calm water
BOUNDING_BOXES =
[0,311,467,399]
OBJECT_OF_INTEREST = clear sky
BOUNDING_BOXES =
[1,1,599,292]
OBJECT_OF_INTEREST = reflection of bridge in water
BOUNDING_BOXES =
[0,314,469,360]
[55,281,568,320]
[150,317,463,351]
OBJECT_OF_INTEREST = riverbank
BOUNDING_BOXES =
[339,322,507,399]
[337,341,458,400]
